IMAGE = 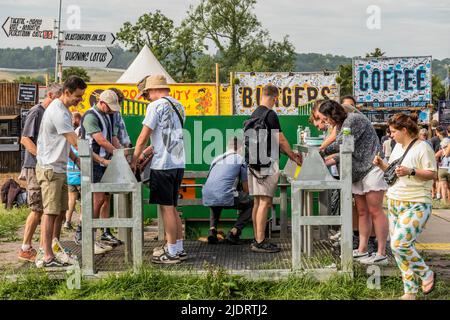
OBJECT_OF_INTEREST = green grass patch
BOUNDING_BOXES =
[0,206,30,241]
[1,264,448,300]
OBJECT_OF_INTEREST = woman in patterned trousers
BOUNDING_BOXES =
[373,113,437,300]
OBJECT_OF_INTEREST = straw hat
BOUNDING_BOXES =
[137,74,170,98]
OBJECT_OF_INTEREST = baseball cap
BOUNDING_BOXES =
[99,90,120,112]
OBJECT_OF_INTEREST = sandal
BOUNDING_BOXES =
[422,272,436,295]
[399,293,416,300]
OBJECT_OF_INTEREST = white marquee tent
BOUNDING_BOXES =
[116,45,175,84]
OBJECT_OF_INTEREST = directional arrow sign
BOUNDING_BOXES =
[2,16,54,39]
[61,46,113,68]
[62,31,116,46]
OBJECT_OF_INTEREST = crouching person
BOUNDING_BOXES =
[202,137,253,245]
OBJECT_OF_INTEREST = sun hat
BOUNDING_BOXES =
[136,74,170,98]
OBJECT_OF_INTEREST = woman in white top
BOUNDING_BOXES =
[373,113,437,300]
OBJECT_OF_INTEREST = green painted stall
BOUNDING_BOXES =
[122,113,319,238]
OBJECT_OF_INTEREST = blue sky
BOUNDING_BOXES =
[0,0,449,59]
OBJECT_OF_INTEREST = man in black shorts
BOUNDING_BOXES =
[132,75,186,264]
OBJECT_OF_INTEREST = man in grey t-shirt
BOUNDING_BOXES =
[18,84,62,263]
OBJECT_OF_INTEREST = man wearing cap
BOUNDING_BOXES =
[80,89,123,251]
[132,75,186,264]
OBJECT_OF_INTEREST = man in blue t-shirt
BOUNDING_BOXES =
[202,137,253,244]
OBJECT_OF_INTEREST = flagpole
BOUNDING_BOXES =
[54,0,62,83]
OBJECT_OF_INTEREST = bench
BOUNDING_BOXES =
[156,170,290,240]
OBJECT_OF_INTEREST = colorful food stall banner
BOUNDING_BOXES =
[233,72,339,115]
[72,83,219,116]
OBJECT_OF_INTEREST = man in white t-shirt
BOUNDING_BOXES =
[132,75,186,264]
[35,76,87,268]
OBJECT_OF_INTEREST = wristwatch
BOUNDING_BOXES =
[410,168,416,176]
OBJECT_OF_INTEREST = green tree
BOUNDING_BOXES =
[62,67,90,82]
[167,22,204,82]
[194,55,217,82]
[366,48,385,58]
[116,10,174,60]
[336,64,353,97]
[117,11,203,82]
[187,0,296,80]
[432,74,446,106]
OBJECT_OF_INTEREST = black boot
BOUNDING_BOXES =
[101,229,123,246]
[208,228,218,244]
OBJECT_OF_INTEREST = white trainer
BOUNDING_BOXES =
[353,249,369,260]
[359,253,389,265]
[94,242,109,254]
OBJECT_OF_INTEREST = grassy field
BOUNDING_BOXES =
[0,206,29,242]
[0,173,448,300]
[0,264,448,300]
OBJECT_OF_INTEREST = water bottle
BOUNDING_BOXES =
[297,125,303,144]
[304,126,311,140]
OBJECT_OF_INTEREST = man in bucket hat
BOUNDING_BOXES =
[132,75,186,264]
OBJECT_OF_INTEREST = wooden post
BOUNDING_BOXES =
[428,103,434,139]
[230,72,235,115]
[45,73,49,87]
[215,63,220,115]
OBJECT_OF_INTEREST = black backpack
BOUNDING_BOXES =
[243,108,272,170]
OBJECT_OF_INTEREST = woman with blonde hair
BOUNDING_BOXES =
[373,113,437,300]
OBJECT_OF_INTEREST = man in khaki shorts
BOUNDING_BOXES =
[36,76,88,268]
[245,85,302,253]
[18,83,63,262]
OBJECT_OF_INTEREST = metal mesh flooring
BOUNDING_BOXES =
[59,239,395,273]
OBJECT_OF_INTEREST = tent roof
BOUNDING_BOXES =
[116,45,175,84]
